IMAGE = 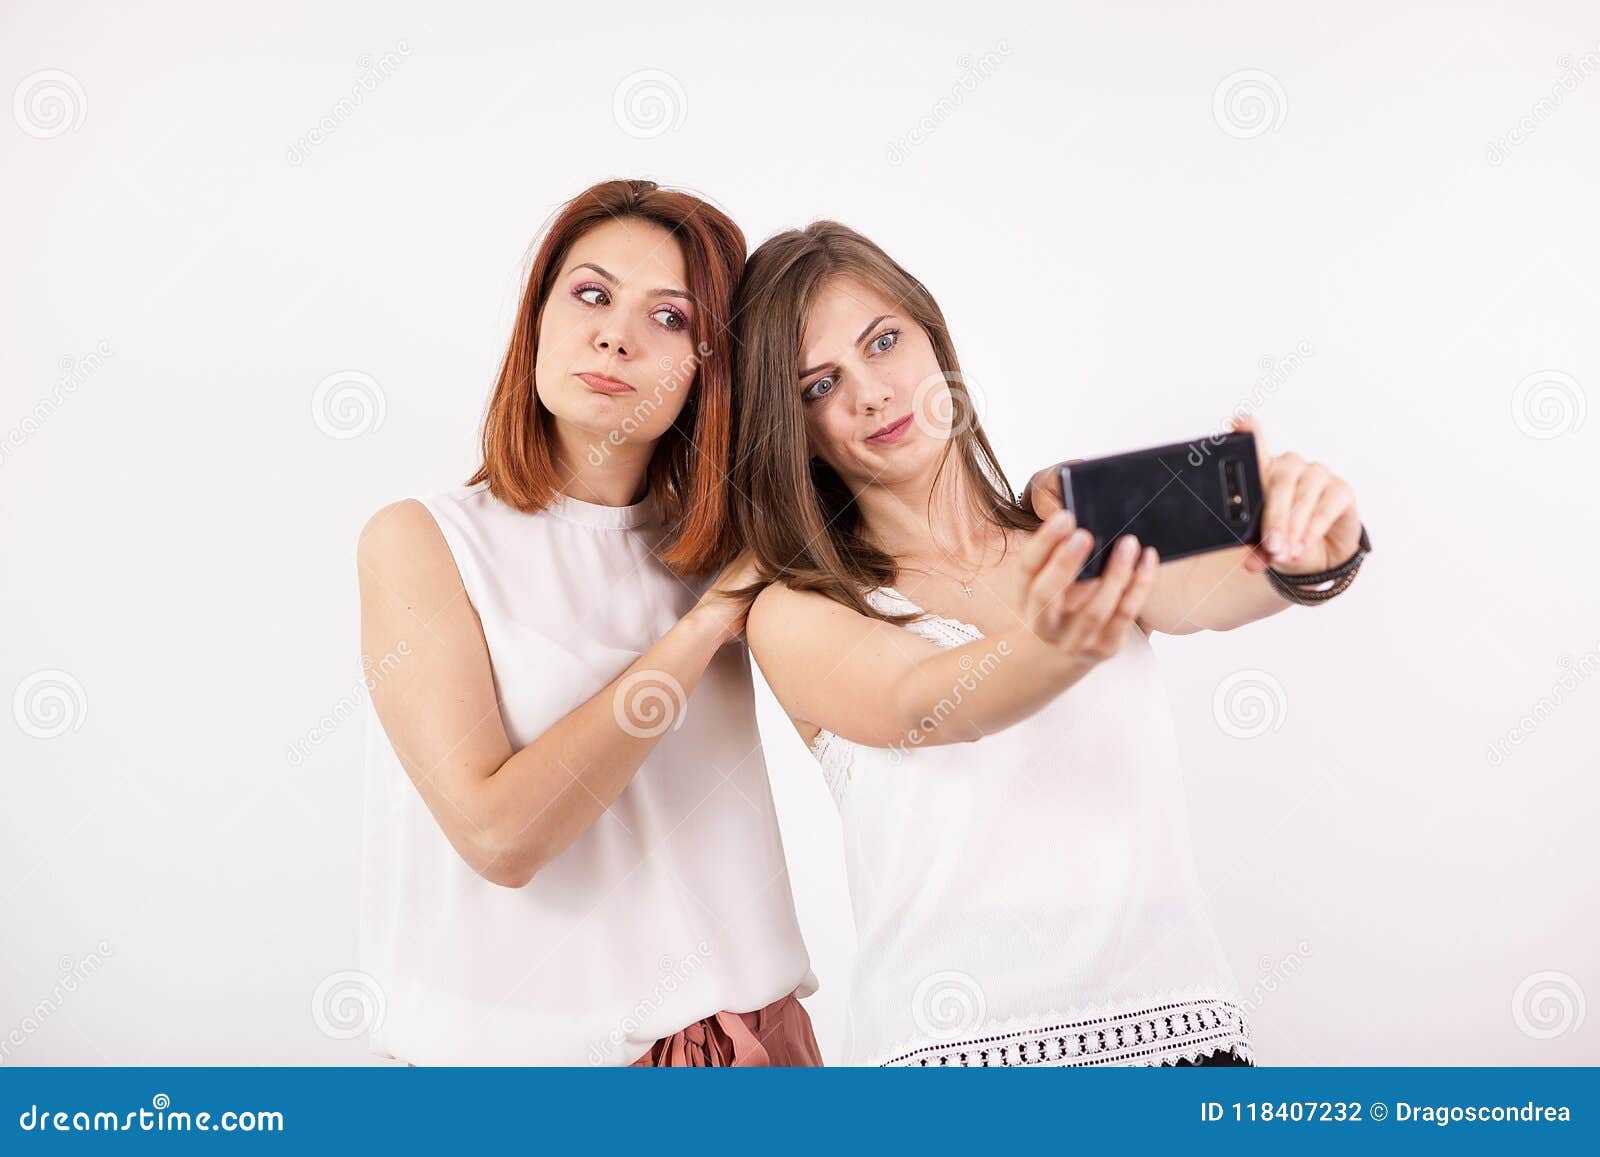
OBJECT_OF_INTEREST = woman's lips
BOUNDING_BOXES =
[866,414,913,444]
[577,372,636,395]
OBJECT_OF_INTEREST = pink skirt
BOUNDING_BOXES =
[630,990,822,1067]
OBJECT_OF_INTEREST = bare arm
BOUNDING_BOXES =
[1128,546,1291,635]
[746,513,1159,749]
[357,499,751,889]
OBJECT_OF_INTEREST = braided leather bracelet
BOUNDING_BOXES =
[1265,523,1373,606]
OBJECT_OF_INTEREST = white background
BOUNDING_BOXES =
[3,0,1596,1065]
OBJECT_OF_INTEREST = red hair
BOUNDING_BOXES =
[467,179,745,575]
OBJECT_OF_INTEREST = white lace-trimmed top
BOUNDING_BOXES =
[808,586,1252,1067]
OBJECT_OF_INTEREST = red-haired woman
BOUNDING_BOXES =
[356,180,818,1067]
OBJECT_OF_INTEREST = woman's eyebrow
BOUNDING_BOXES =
[855,314,892,344]
[570,261,619,284]
[569,262,695,305]
[799,314,893,378]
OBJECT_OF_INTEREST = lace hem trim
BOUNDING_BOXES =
[878,998,1253,1068]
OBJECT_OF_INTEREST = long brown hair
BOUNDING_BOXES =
[729,220,1039,623]
[467,178,745,576]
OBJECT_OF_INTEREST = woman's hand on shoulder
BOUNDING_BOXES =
[690,550,768,648]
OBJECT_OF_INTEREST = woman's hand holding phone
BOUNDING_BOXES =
[1007,510,1159,671]
[1228,415,1363,576]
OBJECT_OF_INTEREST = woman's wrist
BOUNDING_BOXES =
[1266,523,1373,606]
[683,598,742,650]
[999,623,1096,686]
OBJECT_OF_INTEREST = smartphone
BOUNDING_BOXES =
[1055,431,1264,579]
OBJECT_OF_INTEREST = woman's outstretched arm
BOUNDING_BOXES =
[357,499,752,889]
[745,511,1158,750]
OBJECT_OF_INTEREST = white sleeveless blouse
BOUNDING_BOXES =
[808,586,1250,1067]
[359,481,815,1065]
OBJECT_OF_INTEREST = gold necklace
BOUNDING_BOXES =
[902,530,991,598]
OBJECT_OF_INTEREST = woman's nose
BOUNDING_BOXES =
[594,314,639,359]
[595,333,630,358]
[853,376,893,413]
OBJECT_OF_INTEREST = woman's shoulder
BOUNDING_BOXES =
[356,482,499,585]
[357,496,457,586]
[358,481,515,552]
[749,576,850,623]
[746,578,920,665]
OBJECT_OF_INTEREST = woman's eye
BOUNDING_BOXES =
[870,329,899,354]
[651,306,687,330]
[803,375,836,402]
[575,284,608,306]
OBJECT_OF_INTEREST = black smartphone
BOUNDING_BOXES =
[1055,431,1264,579]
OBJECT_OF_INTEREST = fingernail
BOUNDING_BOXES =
[1290,541,1303,560]
[1265,530,1282,553]
[1120,536,1139,556]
